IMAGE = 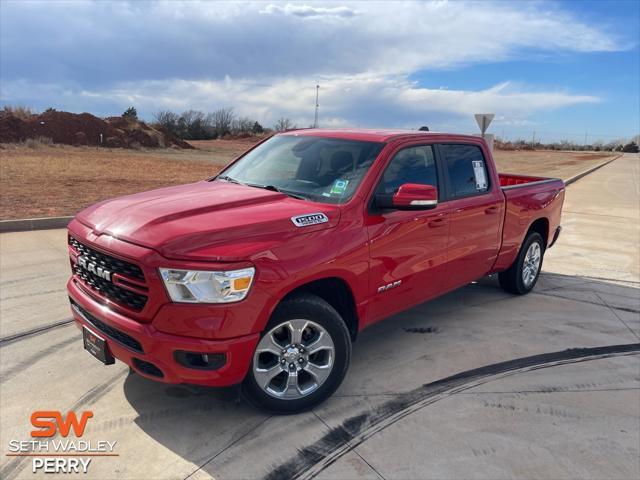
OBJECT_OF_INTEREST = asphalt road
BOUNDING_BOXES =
[0,154,638,480]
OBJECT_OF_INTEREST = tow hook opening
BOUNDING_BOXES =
[174,351,227,370]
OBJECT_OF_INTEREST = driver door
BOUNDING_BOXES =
[366,144,450,323]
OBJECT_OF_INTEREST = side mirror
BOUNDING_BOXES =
[375,183,438,210]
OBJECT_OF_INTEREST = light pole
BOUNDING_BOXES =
[313,83,320,128]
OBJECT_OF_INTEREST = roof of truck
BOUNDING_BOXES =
[279,128,480,143]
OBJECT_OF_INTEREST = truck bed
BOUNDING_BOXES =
[499,173,561,189]
[492,173,565,273]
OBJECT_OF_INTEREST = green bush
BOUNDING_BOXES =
[122,106,138,120]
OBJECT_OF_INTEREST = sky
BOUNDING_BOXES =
[1,0,639,143]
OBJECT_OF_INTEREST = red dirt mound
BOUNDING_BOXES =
[0,110,194,149]
[0,114,30,143]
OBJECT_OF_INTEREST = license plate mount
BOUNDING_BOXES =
[83,326,115,365]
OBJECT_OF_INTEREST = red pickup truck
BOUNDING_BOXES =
[67,129,564,412]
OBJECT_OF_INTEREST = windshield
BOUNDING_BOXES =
[216,135,385,203]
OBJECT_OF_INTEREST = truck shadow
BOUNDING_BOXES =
[122,272,639,479]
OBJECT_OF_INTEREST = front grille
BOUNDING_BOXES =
[69,236,148,312]
[69,236,144,280]
[70,298,144,353]
[74,267,148,311]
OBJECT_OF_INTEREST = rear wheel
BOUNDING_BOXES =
[499,231,544,295]
[242,293,351,413]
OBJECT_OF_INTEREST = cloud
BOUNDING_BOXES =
[260,4,357,18]
[1,75,599,131]
[0,0,627,86]
[0,0,622,132]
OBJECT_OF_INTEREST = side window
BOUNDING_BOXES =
[377,145,437,195]
[440,144,489,197]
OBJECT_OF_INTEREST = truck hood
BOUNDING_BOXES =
[76,181,340,261]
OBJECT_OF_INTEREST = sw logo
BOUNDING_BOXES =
[30,410,93,437]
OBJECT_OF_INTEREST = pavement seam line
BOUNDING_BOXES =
[311,411,387,480]
[562,210,638,220]
[0,318,74,346]
[531,291,640,315]
[299,349,640,480]
[182,415,273,480]
[335,387,640,398]
[455,387,640,395]
[263,344,640,480]
[594,292,640,341]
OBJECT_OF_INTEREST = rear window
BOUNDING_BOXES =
[440,144,489,197]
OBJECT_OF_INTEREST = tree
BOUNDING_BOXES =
[231,116,254,136]
[153,110,180,135]
[122,106,138,120]
[622,141,639,153]
[179,110,212,140]
[252,121,264,134]
[273,117,295,132]
[209,108,235,137]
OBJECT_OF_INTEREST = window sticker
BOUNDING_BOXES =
[472,160,487,190]
[330,179,349,195]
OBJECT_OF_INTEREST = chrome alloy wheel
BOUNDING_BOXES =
[522,241,542,288]
[252,319,335,400]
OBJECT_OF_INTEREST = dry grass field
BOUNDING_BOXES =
[493,149,614,180]
[0,140,615,220]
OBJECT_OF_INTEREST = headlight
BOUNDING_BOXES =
[159,267,255,303]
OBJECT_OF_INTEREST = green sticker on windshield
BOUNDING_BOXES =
[330,179,349,195]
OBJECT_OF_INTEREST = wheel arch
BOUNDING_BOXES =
[527,217,550,247]
[277,277,360,342]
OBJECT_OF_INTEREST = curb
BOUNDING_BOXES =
[0,216,73,233]
[564,153,622,186]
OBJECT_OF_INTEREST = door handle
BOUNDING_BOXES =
[485,206,500,215]
[428,217,448,228]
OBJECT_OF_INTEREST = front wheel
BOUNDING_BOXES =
[242,293,351,414]
[499,231,545,295]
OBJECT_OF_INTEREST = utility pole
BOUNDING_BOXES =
[584,132,588,146]
[532,130,536,147]
[313,82,320,128]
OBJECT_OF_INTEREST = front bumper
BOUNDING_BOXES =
[68,279,259,386]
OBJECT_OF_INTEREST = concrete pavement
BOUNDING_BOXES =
[545,152,639,283]
[0,154,638,480]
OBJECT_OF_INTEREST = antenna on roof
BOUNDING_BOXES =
[313,82,320,128]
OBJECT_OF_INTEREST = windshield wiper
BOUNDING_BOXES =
[216,174,243,185]
[245,183,309,201]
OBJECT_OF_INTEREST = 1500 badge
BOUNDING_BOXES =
[291,213,329,227]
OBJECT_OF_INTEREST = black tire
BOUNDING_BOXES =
[499,231,545,295]
[242,293,351,414]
